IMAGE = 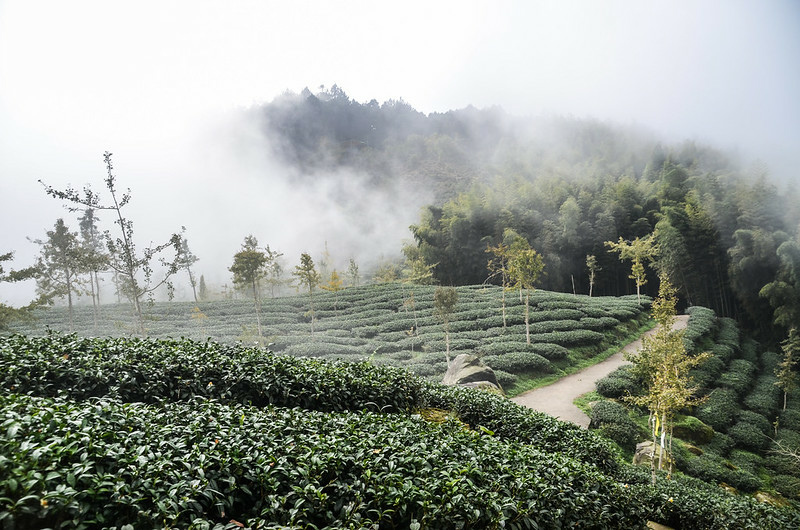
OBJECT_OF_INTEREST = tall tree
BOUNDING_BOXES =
[293,252,321,334]
[625,277,709,482]
[776,328,800,411]
[0,251,40,331]
[320,269,344,310]
[586,254,600,297]
[264,245,285,298]
[507,239,545,345]
[229,235,268,338]
[487,241,512,328]
[433,286,458,365]
[41,152,182,333]
[198,274,208,301]
[30,218,87,331]
[176,229,200,303]
[78,208,108,331]
[605,234,658,302]
[347,258,360,287]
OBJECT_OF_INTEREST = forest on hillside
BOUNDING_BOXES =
[252,86,800,341]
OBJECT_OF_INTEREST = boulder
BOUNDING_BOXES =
[442,354,502,393]
[633,441,674,468]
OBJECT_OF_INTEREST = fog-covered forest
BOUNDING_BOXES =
[250,86,799,341]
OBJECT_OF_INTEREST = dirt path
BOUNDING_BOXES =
[511,315,690,428]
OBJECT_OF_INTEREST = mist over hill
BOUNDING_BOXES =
[233,86,798,339]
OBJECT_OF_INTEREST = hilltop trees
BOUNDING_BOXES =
[41,152,182,334]
[229,235,269,338]
[78,209,108,330]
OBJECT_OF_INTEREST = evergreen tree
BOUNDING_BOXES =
[78,208,108,331]
[777,328,800,411]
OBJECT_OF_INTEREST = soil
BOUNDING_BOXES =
[511,315,690,428]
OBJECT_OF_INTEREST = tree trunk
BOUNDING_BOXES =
[524,290,531,344]
[251,278,262,338]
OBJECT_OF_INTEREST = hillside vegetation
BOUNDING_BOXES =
[11,284,650,394]
[2,332,800,529]
[593,305,800,501]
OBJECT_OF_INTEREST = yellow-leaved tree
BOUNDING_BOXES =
[625,276,710,483]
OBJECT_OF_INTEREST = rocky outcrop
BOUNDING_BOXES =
[633,441,674,468]
[442,354,503,393]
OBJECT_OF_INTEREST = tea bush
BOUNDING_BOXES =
[719,359,757,396]
[0,393,647,530]
[596,365,644,400]
[744,374,781,418]
[696,388,740,432]
[482,352,552,373]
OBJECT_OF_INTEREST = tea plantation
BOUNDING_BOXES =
[11,284,652,395]
[2,333,799,529]
[3,286,800,528]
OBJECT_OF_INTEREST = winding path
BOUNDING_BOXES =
[511,315,690,428]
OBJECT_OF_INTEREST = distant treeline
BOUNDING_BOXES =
[252,87,800,339]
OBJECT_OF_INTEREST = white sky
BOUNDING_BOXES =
[1,0,799,304]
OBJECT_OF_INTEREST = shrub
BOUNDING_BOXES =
[773,475,800,499]
[596,365,644,399]
[729,449,764,476]
[744,375,782,418]
[719,359,757,396]
[729,421,769,451]
[711,343,734,365]
[696,388,740,432]
[482,352,552,374]
[589,401,645,452]
[702,432,735,457]
[716,317,740,350]
[761,351,782,373]
[780,409,800,431]
[493,369,517,389]
[683,306,717,350]
[690,355,725,392]
[739,338,759,363]
[737,410,773,436]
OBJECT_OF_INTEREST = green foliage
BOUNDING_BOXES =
[744,374,782,418]
[482,352,552,374]
[0,393,647,529]
[596,365,644,399]
[720,359,757,396]
[696,388,740,432]
[729,421,769,452]
[589,401,645,451]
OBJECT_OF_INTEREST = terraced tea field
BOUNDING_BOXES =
[10,284,650,394]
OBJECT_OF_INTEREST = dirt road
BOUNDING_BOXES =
[510,315,690,428]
